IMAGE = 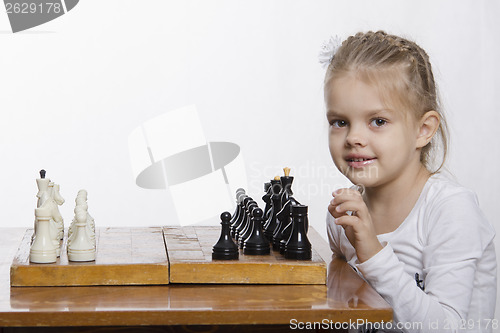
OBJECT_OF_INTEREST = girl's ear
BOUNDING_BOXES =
[416,111,440,148]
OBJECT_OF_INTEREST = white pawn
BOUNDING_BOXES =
[69,205,94,246]
[67,210,96,262]
[76,189,95,233]
[69,191,87,238]
[78,203,95,245]
[30,207,57,263]
[68,206,79,244]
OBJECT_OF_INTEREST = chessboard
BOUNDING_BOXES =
[164,226,327,285]
[16,168,328,287]
[10,227,170,287]
[10,226,327,286]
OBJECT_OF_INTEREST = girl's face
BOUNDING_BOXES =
[325,74,423,189]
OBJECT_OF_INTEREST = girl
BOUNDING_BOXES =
[324,31,496,332]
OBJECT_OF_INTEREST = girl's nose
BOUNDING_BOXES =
[345,126,367,147]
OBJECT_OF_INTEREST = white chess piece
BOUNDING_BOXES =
[30,207,57,263]
[67,210,96,262]
[38,191,62,256]
[78,203,95,245]
[53,184,65,205]
[51,184,65,240]
[69,195,83,236]
[67,209,77,244]
[33,176,51,240]
[69,190,88,238]
[76,189,95,231]
[36,178,50,208]
[68,205,90,245]
[47,181,55,200]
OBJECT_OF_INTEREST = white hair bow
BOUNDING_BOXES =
[318,35,342,69]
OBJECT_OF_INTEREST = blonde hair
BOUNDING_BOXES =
[324,31,448,173]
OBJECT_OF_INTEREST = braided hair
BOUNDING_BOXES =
[324,31,448,173]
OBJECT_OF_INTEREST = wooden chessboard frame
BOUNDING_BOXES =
[10,226,327,287]
[10,227,170,287]
[164,226,327,285]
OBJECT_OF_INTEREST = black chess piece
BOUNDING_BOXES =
[239,202,258,249]
[212,212,239,260]
[39,169,46,179]
[234,197,252,241]
[272,168,294,251]
[230,192,247,238]
[284,205,311,260]
[230,189,246,226]
[263,179,282,240]
[279,197,300,255]
[243,208,270,255]
[272,210,286,251]
[279,168,294,208]
[262,182,272,223]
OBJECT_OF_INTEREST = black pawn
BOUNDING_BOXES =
[230,192,247,238]
[285,205,311,260]
[231,194,248,238]
[234,197,252,241]
[243,208,270,255]
[230,189,246,225]
[239,202,258,248]
[212,212,239,260]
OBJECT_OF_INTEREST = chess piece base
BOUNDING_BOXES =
[243,245,270,255]
[212,248,239,260]
[285,249,312,260]
[29,249,57,263]
[67,249,96,262]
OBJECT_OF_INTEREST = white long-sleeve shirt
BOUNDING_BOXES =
[326,173,497,333]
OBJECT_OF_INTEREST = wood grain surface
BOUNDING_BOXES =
[0,227,392,328]
[10,228,169,286]
[164,226,327,284]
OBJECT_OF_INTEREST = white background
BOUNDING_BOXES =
[1,0,499,324]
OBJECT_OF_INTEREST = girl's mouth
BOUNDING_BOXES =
[346,157,377,168]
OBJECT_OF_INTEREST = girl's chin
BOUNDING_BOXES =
[343,165,378,177]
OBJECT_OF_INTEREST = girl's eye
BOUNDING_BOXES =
[330,119,348,128]
[371,118,387,127]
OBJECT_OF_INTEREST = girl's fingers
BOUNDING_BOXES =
[328,203,343,219]
[334,215,359,228]
[331,188,368,219]
[332,189,363,204]
[333,201,366,217]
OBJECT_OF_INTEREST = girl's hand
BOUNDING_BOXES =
[328,188,383,263]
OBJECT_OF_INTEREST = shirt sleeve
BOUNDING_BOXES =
[356,190,495,333]
[326,210,344,258]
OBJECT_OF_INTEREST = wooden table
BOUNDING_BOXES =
[0,228,391,332]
